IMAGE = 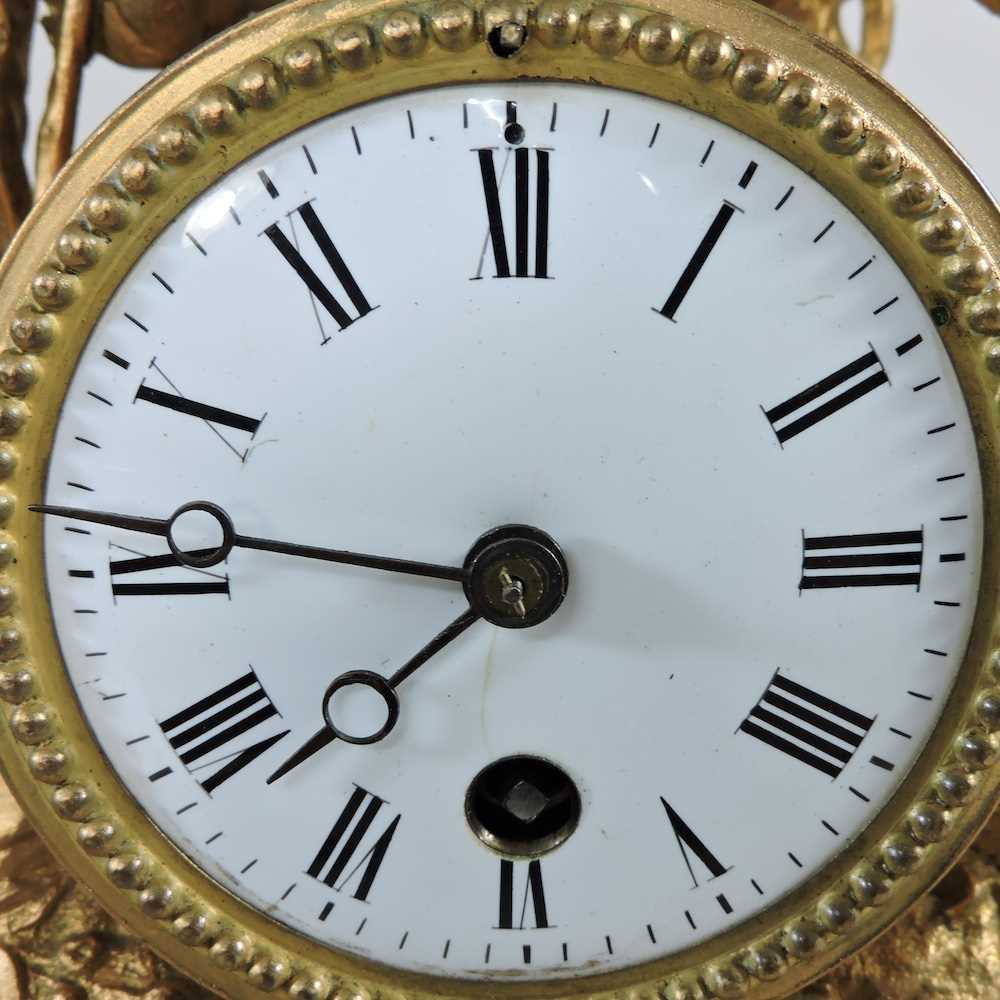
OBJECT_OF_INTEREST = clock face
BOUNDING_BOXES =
[39,81,982,981]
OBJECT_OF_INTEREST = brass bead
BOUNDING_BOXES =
[0,537,15,570]
[193,86,242,134]
[705,961,747,998]
[731,49,782,102]
[78,821,117,855]
[992,649,1000,681]
[211,935,253,970]
[0,493,15,526]
[776,72,823,126]
[818,98,865,154]
[31,266,77,312]
[0,449,17,481]
[881,833,920,874]
[909,802,947,843]
[783,920,819,957]
[684,30,734,81]
[119,149,160,196]
[634,15,683,65]
[173,910,211,945]
[482,2,529,38]
[976,689,1000,730]
[52,783,91,820]
[237,60,284,109]
[849,863,888,905]
[84,185,129,231]
[942,248,993,295]
[56,225,102,271]
[430,1,478,50]
[934,767,975,805]
[662,980,701,1000]
[855,131,902,183]
[288,974,330,1000]
[382,10,427,58]
[10,310,55,353]
[0,584,14,614]
[29,748,68,783]
[107,853,146,889]
[818,893,856,931]
[0,668,32,704]
[918,208,966,254]
[155,116,200,165]
[329,23,376,72]
[283,39,328,87]
[890,168,936,217]
[585,5,633,57]
[0,401,27,438]
[11,704,51,745]
[0,352,38,397]
[985,340,1000,377]
[0,627,22,661]
[967,292,1000,336]
[249,956,291,992]
[744,943,785,980]
[140,882,178,918]
[955,729,998,770]
[535,0,582,49]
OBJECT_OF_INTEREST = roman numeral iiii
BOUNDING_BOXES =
[801,529,924,590]
[158,670,288,793]
[476,148,551,279]
[307,785,401,902]
[740,673,874,779]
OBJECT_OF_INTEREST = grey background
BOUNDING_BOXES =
[21,0,1000,197]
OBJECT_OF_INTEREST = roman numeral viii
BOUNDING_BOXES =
[498,859,551,929]
[801,529,924,590]
[740,673,874,779]
[265,202,375,331]
[307,786,401,902]
[763,348,888,444]
[110,546,230,598]
[159,669,288,793]
[475,147,551,279]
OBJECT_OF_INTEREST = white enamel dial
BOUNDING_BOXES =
[41,82,982,980]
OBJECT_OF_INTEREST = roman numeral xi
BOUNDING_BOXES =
[801,529,924,590]
[308,786,401,902]
[266,202,375,331]
[158,669,288,794]
[740,673,874,779]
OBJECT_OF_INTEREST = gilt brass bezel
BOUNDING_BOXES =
[0,0,998,997]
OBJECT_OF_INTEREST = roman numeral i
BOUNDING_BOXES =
[307,785,401,902]
[801,529,924,590]
[740,673,874,779]
[475,146,551,279]
[158,669,288,793]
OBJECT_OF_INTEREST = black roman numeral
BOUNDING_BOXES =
[265,202,375,331]
[307,785,401,902]
[660,798,730,888]
[475,147,551,279]
[801,529,924,590]
[498,859,550,929]
[110,546,230,598]
[763,348,888,444]
[136,384,262,435]
[740,673,874,779]
[159,670,288,794]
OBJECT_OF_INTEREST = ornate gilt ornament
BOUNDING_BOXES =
[0,1,998,998]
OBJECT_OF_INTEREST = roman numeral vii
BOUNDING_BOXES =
[158,669,288,793]
[307,786,401,902]
[740,673,874,779]
[475,147,551,279]
[265,202,375,331]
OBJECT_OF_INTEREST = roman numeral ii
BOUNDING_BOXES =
[307,786,401,902]
[475,147,551,279]
[110,546,230,598]
[740,673,874,779]
[801,529,924,590]
[158,669,288,793]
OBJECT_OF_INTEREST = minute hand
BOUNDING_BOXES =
[29,502,465,583]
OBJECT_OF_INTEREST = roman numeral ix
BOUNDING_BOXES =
[740,673,874,779]
[158,669,288,793]
[801,529,924,590]
[110,544,230,598]
[307,785,401,902]
[498,859,551,929]
[763,348,888,444]
[475,144,551,279]
[266,202,375,331]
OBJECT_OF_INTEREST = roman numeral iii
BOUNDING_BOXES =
[475,147,551,279]
[307,785,401,902]
[265,202,375,330]
[158,670,288,793]
[498,859,551,929]
[110,546,230,598]
[763,348,888,444]
[801,529,924,590]
[740,673,874,779]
